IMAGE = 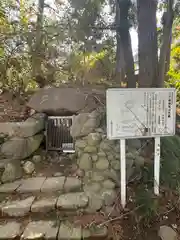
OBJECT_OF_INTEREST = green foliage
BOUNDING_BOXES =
[0,0,118,92]
[0,0,35,92]
[0,0,179,93]
[166,41,180,105]
[166,14,180,105]
[64,48,115,85]
[133,135,180,222]
[135,189,159,220]
[161,136,180,189]
[141,136,180,190]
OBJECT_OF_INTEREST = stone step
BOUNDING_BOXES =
[0,176,82,194]
[0,219,108,239]
[0,192,89,217]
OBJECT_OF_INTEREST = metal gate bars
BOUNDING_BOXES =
[46,116,75,153]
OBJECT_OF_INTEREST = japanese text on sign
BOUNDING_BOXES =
[106,88,176,139]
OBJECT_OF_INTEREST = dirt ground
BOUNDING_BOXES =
[0,91,30,122]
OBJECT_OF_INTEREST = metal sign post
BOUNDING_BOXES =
[120,139,126,208]
[154,137,161,195]
[106,88,176,208]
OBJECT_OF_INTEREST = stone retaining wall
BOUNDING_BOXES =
[70,108,145,211]
[0,108,145,212]
[0,113,45,160]
[0,114,45,183]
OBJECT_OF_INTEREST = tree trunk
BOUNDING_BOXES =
[157,0,174,87]
[115,1,125,85]
[117,0,136,88]
[137,0,158,88]
[165,32,172,74]
[32,0,45,87]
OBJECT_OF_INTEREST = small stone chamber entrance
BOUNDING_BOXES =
[46,116,75,153]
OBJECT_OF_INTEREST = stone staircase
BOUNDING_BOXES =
[0,176,108,239]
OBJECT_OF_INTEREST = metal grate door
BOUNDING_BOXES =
[46,116,75,153]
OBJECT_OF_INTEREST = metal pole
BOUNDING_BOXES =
[154,137,160,195]
[120,139,126,208]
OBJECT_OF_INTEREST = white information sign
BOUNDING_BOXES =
[107,88,176,139]
[106,88,176,208]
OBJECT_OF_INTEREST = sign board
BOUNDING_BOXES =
[106,88,176,139]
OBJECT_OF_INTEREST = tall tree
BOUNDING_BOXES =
[158,0,174,87]
[115,0,125,84]
[137,0,158,87]
[32,0,45,87]
[117,0,136,87]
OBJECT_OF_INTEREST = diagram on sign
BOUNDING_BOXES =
[106,88,176,208]
[106,88,176,139]
[124,100,149,136]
